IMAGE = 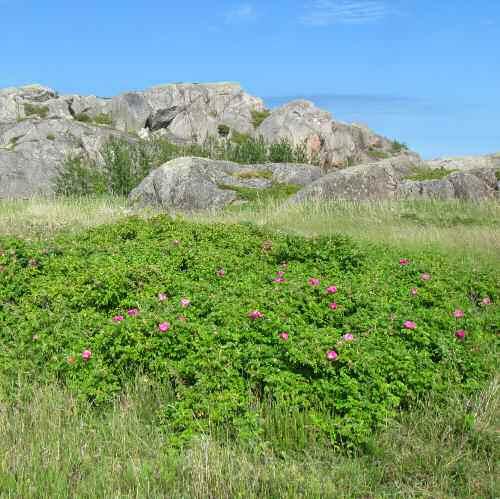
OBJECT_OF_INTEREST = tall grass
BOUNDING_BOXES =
[0,376,497,498]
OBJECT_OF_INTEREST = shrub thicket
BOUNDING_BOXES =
[0,216,497,447]
[55,135,321,196]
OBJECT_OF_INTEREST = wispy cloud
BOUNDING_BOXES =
[300,0,387,26]
[224,3,256,24]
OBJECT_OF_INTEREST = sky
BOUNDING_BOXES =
[1,0,499,159]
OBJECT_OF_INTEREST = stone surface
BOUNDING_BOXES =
[0,118,133,198]
[290,156,420,203]
[425,153,500,171]
[129,157,321,211]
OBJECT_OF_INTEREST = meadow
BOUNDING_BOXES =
[0,195,498,498]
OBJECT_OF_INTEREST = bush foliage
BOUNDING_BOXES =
[55,135,321,196]
[0,216,497,447]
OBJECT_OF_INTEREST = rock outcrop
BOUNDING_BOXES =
[290,157,499,204]
[129,157,322,211]
[0,118,132,198]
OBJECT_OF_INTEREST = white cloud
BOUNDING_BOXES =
[301,0,387,26]
[224,4,256,24]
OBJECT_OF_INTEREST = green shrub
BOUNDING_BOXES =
[391,140,409,153]
[0,217,497,447]
[217,124,230,137]
[251,109,271,128]
[93,113,114,126]
[495,170,500,181]
[231,131,252,145]
[367,149,390,160]
[74,112,93,124]
[406,167,457,181]
[23,103,49,119]
[54,156,107,196]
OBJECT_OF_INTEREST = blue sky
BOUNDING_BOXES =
[1,0,498,158]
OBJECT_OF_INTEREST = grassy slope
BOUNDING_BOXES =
[0,196,499,498]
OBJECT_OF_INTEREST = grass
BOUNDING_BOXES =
[23,103,49,119]
[1,197,499,266]
[406,166,457,181]
[251,109,271,128]
[233,169,273,180]
[367,149,390,160]
[0,376,497,497]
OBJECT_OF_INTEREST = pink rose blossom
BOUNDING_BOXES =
[273,277,286,283]
[216,269,226,277]
[326,350,338,361]
[403,320,417,330]
[481,297,492,306]
[410,287,418,296]
[329,302,338,310]
[455,329,466,340]
[158,322,171,332]
[326,285,338,294]
[248,310,264,320]
[113,315,124,322]
[453,309,464,318]
[180,298,191,308]
[399,258,410,266]
[279,332,289,341]
[342,333,354,341]
[420,273,431,281]
[82,350,92,361]
[276,270,285,277]
[308,278,320,286]
[158,293,168,302]
[127,308,139,317]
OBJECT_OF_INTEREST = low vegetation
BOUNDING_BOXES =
[55,135,321,197]
[251,109,271,128]
[406,166,457,181]
[74,112,114,126]
[0,196,498,497]
[23,102,49,119]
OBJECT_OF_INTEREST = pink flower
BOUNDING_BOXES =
[329,302,338,310]
[279,332,289,341]
[216,269,226,277]
[180,298,191,308]
[248,310,264,320]
[308,278,320,286]
[158,293,168,302]
[453,309,464,318]
[273,277,286,283]
[399,258,410,266]
[326,350,338,361]
[420,273,431,281]
[403,320,416,330]
[82,350,92,361]
[342,333,354,341]
[113,315,124,322]
[410,287,418,296]
[455,329,466,340]
[481,297,492,306]
[158,322,171,332]
[326,285,337,294]
[127,308,139,317]
[276,270,285,277]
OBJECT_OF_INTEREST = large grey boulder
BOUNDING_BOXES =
[129,157,321,211]
[425,153,500,171]
[0,84,58,121]
[290,156,420,203]
[0,118,133,198]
